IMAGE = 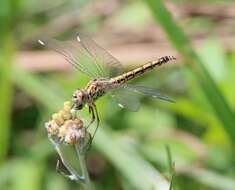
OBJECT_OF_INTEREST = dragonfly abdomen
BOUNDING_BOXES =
[111,56,175,84]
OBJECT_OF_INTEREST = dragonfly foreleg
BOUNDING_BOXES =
[91,104,100,140]
[87,105,95,128]
[87,104,100,145]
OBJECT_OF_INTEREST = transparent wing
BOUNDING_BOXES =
[122,84,175,103]
[111,88,141,112]
[77,34,123,77]
[110,83,174,112]
[38,34,123,78]
[39,37,96,78]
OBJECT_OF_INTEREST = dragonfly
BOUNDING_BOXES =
[39,34,176,140]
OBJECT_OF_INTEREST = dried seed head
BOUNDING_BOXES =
[58,110,66,116]
[65,131,79,145]
[58,111,65,121]
[45,101,92,182]
[62,111,72,120]
[52,113,58,120]
[64,119,74,126]
[46,101,90,146]
[58,124,67,140]
[65,127,87,145]
[64,101,72,112]
[64,113,72,120]
[53,113,64,126]
[73,118,83,129]
[45,120,59,136]
[58,110,71,120]
[54,118,85,144]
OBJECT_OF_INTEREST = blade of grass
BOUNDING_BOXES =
[144,0,235,145]
[142,143,235,190]
[0,159,43,190]
[0,36,14,164]
[11,67,64,112]
[181,167,235,190]
[166,145,176,190]
[94,128,170,190]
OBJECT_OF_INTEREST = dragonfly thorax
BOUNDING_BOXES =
[86,80,106,101]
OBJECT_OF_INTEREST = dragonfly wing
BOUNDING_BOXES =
[123,84,175,103]
[38,34,123,78]
[111,88,141,112]
[39,37,97,78]
[110,83,174,112]
[77,33,124,77]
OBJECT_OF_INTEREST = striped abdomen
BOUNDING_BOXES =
[110,56,176,84]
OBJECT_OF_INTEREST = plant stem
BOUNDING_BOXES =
[75,144,92,190]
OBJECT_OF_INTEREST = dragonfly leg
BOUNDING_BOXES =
[87,105,95,128]
[92,104,100,140]
[86,104,100,145]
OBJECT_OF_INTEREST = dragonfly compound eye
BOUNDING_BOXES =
[72,94,78,102]
[72,89,82,101]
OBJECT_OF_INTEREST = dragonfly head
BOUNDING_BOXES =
[72,89,87,110]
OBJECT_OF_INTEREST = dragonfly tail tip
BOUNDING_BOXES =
[76,35,81,42]
[38,39,45,46]
[167,55,176,61]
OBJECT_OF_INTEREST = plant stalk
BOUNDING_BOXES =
[75,144,92,190]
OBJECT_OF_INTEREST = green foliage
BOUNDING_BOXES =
[0,37,14,163]
[144,0,235,145]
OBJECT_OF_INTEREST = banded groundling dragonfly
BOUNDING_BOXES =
[39,34,176,139]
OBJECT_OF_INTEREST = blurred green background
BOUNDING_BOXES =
[1,0,235,189]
